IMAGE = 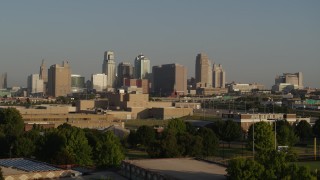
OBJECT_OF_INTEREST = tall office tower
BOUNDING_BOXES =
[117,62,133,87]
[152,64,187,97]
[47,61,71,97]
[102,51,116,88]
[39,59,48,94]
[71,74,85,93]
[195,53,212,88]
[91,73,108,92]
[27,74,44,96]
[0,73,7,89]
[134,54,151,79]
[212,63,226,88]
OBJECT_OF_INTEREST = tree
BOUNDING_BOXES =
[275,120,298,146]
[255,150,315,179]
[136,125,155,148]
[12,137,36,157]
[185,122,197,135]
[160,130,181,158]
[247,122,275,152]
[256,150,288,179]
[37,130,67,164]
[38,124,93,166]
[284,164,316,180]
[0,167,4,180]
[295,120,312,142]
[206,120,224,139]
[0,108,24,136]
[313,118,320,138]
[57,124,93,166]
[167,118,186,135]
[126,130,138,148]
[222,120,242,147]
[197,127,218,156]
[226,158,264,180]
[94,131,125,167]
[177,132,202,157]
[0,108,25,157]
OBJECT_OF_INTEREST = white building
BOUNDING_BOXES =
[27,74,44,96]
[228,83,265,93]
[102,51,116,88]
[272,72,303,92]
[91,74,108,92]
[212,63,226,88]
[134,54,151,79]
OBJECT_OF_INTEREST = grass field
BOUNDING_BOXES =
[294,161,320,171]
[125,149,149,160]
[124,119,170,130]
[124,115,221,130]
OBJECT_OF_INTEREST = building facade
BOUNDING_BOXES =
[228,83,265,93]
[195,53,212,88]
[39,59,48,94]
[102,51,116,88]
[152,63,187,96]
[273,72,303,92]
[117,62,133,87]
[91,73,108,92]
[134,54,151,79]
[27,74,43,96]
[47,61,71,97]
[123,78,149,94]
[71,74,85,93]
[212,63,226,88]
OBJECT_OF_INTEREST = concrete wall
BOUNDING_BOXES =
[121,161,167,180]
[151,107,193,120]
[16,105,70,115]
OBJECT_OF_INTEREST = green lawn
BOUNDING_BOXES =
[124,119,170,130]
[125,149,149,160]
[294,161,320,171]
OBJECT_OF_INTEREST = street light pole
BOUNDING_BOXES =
[275,120,277,150]
[253,118,255,160]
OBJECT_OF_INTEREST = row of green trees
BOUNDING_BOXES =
[0,108,124,167]
[227,121,319,179]
[126,118,245,158]
[127,119,220,158]
[227,150,317,179]
[227,121,316,180]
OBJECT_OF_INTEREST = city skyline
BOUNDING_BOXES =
[0,1,319,88]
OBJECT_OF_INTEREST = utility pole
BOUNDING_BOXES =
[253,119,255,160]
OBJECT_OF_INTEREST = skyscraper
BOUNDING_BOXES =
[39,59,48,94]
[71,74,85,93]
[102,51,116,88]
[134,54,150,79]
[152,64,187,96]
[0,73,7,89]
[91,73,108,92]
[212,63,226,88]
[117,62,133,87]
[27,74,43,96]
[47,61,71,97]
[195,53,212,88]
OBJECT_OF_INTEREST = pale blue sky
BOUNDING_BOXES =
[0,0,319,88]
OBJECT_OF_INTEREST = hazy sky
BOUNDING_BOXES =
[1,0,319,88]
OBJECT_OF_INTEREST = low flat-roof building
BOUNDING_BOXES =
[0,158,79,179]
[222,113,304,131]
[121,158,226,180]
